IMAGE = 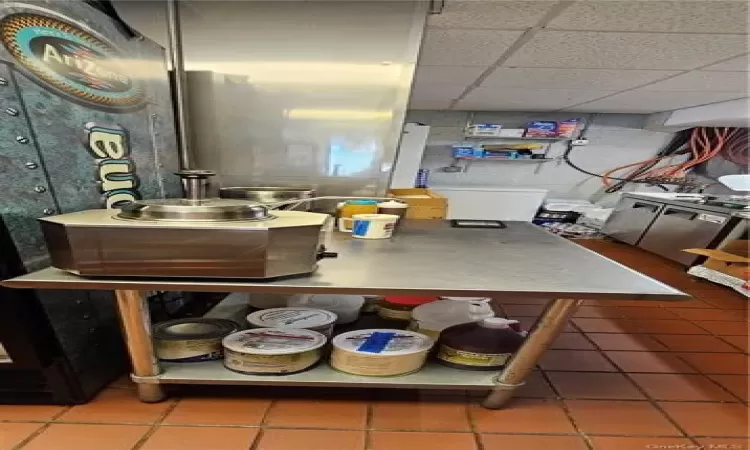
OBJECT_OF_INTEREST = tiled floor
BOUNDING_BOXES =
[0,240,747,449]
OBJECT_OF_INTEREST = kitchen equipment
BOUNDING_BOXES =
[246,307,337,337]
[436,318,524,371]
[378,295,436,321]
[351,214,400,239]
[222,328,327,375]
[601,197,664,245]
[432,187,547,222]
[409,297,494,339]
[290,295,365,324]
[219,187,315,210]
[39,171,332,279]
[153,318,238,362]
[330,329,434,376]
[637,206,732,265]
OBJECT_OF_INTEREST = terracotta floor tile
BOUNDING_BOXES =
[694,438,750,450]
[469,399,575,433]
[652,334,740,353]
[495,297,549,305]
[539,350,617,372]
[701,296,749,310]
[656,299,714,309]
[257,429,365,450]
[629,373,737,402]
[163,397,270,425]
[0,405,66,421]
[709,375,750,401]
[264,399,367,429]
[370,431,476,450]
[676,352,750,374]
[617,307,680,320]
[587,333,667,351]
[141,426,258,450]
[23,424,149,450]
[371,401,470,431]
[660,401,750,437]
[574,306,623,319]
[572,318,641,334]
[564,400,681,436]
[695,321,749,336]
[57,388,173,424]
[552,333,597,350]
[720,335,750,352]
[108,374,136,390]
[588,437,695,450]
[514,372,557,398]
[604,351,698,373]
[0,423,44,450]
[517,317,576,333]
[669,308,747,322]
[632,319,708,335]
[481,434,587,450]
[502,304,546,317]
[547,372,645,400]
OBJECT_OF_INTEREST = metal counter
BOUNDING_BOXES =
[2,222,688,408]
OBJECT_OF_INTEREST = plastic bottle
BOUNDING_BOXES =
[409,298,494,339]
[436,318,524,371]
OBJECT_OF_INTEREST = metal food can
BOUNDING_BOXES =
[222,328,327,375]
[154,318,238,362]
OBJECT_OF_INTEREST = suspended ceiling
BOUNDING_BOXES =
[412,0,750,113]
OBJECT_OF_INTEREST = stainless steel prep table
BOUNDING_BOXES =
[2,221,688,408]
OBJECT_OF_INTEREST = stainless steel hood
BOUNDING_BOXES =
[114,1,429,200]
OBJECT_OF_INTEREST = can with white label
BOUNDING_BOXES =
[223,328,327,375]
[246,307,337,337]
[154,318,239,362]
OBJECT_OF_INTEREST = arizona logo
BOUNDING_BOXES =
[0,12,145,111]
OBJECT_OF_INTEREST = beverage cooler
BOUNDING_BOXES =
[0,0,180,403]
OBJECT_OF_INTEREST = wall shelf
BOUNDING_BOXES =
[454,157,556,162]
[462,136,573,141]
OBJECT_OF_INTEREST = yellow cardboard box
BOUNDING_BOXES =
[387,188,447,220]
[683,240,750,280]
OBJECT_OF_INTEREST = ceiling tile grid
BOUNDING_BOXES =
[411,0,750,113]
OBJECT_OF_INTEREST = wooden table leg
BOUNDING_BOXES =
[482,298,583,409]
[114,289,166,403]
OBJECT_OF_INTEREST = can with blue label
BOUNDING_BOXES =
[415,169,430,188]
[330,329,434,376]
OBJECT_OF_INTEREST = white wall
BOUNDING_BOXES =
[407,111,676,204]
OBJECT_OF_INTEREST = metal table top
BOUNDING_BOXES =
[2,221,687,300]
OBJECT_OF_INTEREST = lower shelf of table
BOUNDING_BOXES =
[137,360,499,389]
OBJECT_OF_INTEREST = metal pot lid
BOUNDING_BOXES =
[116,198,274,222]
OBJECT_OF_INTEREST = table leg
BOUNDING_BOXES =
[114,289,165,403]
[482,298,582,409]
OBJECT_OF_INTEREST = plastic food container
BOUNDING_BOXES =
[351,214,400,240]
[154,318,238,362]
[409,298,493,339]
[246,307,337,337]
[289,294,365,324]
[330,329,434,376]
[223,328,327,375]
[377,295,436,321]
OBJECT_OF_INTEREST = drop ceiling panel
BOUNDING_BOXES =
[427,1,553,30]
[549,1,749,34]
[564,91,748,113]
[504,31,749,70]
[456,87,616,111]
[480,68,680,91]
[641,71,750,92]
[701,54,750,71]
[419,29,523,66]
[409,83,466,110]
[414,66,486,86]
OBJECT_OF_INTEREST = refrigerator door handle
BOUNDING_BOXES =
[663,208,698,220]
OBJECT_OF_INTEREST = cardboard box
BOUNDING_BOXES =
[387,188,447,219]
[683,240,750,280]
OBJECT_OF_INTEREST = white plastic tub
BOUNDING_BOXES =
[330,329,434,377]
[223,328,327,375]
[246,307,337,337]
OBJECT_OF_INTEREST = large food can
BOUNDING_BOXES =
[154,318,238,362]
[246,307,337,337]
[330,329,434,377]
[223,328,327,375]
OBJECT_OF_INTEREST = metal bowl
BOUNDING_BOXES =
[219,187,315,210]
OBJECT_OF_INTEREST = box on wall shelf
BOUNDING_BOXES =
[464,124,502,137]
[387,188,447,219]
